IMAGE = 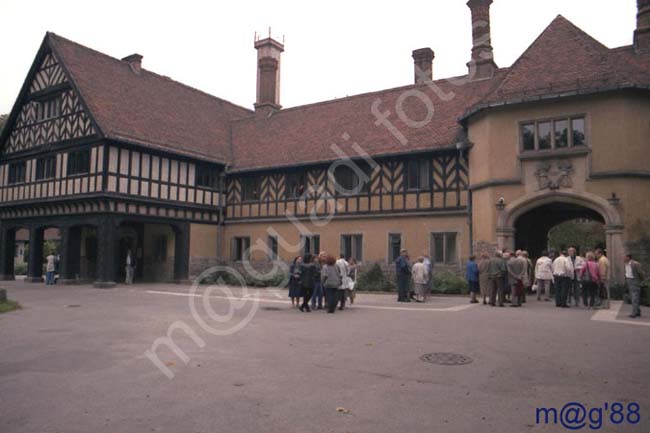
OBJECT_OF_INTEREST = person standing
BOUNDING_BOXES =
[412,257,429,303]
[487,251,506,307]
[624,254,646,318]
[288,256,303,308]
[335,255,350,310]
[347,258,358,305]
[125,249,135,285]
[522,251,533,303]
[45,252,56,285]
[553,250,574,308]
[507,251,527,307]
[311,255,324,310]
[595,248,610,307]
[477,252,490,305]
[534,250,554,302]
[299,254,315,312]
[465,255,480,304]
[423,254,433,295]
[395,249,412,303]
[568,247,584,307]
[501,251,512,303]
[578,252,601,309]
[321,254,342,314]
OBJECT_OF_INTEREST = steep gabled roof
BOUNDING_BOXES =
[463,15,650,119]
[47,33,252,164]
[230,72,506,171]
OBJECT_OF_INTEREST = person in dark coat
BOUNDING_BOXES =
[288,256,303,308]
[321,254,342,314]
[311,255,324,310]
[395,249,412,302]
[299,254,315,312]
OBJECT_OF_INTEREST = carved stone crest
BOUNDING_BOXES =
[534,160,573,191]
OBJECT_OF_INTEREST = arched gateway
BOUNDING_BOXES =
[496,191,625,281]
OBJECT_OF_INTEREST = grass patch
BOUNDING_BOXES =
[0,299,22,314]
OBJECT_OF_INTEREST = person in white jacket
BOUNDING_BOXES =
[411,257,429,303]
[568,247,585,307]
[335,255,350,310]
[553,250,574,308]
[534,250,554,302]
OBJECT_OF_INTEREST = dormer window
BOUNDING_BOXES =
[36,95,62,122]
[520,115,587,152]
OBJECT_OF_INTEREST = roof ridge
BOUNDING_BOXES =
[230,70,508,123]
[474,15,615,109]
[47,32,253,116]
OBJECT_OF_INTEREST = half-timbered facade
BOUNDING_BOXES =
[1,0,649,286]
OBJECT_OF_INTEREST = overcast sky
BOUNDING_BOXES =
[0,0,638,115]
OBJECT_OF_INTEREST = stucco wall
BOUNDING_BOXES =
[189,223,220,277]
[223,214,469,270]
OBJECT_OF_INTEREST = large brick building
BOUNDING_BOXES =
[1,0,649,286]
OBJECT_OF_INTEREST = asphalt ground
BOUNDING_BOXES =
[1,279,648,433]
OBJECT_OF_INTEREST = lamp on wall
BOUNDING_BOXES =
[607,192,620,206]
[495,197,506,211]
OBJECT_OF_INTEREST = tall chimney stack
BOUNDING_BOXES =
[412,48,435,84]
[635,0,650,53]
[254,35,284,115]
[466,0,497,80]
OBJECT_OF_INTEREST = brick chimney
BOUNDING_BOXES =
[635,0,650,53]
[122,54,143,74]
[412,48,435,84]
[254,36,284,115]
[466,0,497,80]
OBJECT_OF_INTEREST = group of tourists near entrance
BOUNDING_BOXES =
[287,246,646,318]
[463,248,645,319]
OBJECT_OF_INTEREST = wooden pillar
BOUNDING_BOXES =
[174,222,191,284]
[0,226,16,281]
[26,226,44,283]
[94,216,117,288]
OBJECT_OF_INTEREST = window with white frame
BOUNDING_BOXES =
[520,116,586,152]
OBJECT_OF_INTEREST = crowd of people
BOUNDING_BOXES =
[288,253,358,314]
[465,247,646,319]
[384,246,645,319]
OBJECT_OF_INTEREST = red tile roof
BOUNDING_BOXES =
[463,15,650,119]
[34,14,649,171]
[48,33,252,164]
[230,73,505,171]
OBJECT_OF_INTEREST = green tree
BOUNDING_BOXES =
[0,113,7,133]
[548,220,605,254]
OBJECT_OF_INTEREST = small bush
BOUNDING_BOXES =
[609,283,626,301]
[432,271,468,295]
[0,299,21,314]
[199,266,288,288]
[356,263,396,292]
[14,263,27,276]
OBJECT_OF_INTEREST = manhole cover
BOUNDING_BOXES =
[420,353,473,365]
[262,306,282,311]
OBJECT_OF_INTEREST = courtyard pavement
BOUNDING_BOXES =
[0,279,648,433]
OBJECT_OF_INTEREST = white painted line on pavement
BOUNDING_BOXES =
[591,301,650,327]
[144,290,475,312]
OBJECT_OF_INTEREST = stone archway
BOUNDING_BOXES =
[496,190,624,282]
